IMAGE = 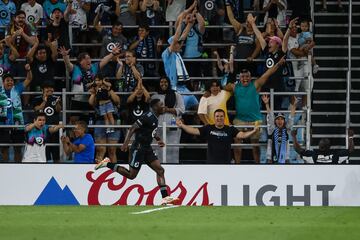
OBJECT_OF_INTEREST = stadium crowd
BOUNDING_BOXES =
[1,0,344,164]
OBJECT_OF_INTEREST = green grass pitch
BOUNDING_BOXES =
[0,206,360,240]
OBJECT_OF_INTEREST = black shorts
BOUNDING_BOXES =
[0,128,25,144]
[129,146,158,170]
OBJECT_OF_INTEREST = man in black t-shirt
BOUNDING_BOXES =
[177,109,259,164]
[46,8,70,49]
[32,82,61,124]
[32,82,62,162]
[291,129,355,164]
[95,99,180,205]
[27,38,57,91]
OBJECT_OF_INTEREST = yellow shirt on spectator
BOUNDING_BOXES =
[197,90,231,125]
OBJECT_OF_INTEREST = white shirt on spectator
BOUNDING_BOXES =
[21,2,44,25]
[166,0,186,22]
[197,90,231,125]
[69,0,89,27]
[287,34,300,60]
[287,34,309,91]
[263,0,287,26]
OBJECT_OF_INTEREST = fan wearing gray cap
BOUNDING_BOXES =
[262,95,297,163]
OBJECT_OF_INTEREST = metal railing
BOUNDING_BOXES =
[345,0,352,162]
[0,18,315,163]
[0,81,311,162]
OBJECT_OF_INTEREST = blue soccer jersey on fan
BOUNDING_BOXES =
[23,125,49,163]
[25,125,49,145]
[0,0,16,33]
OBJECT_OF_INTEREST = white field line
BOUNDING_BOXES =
[130,205,180,215]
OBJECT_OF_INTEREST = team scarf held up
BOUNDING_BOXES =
[135,36,155,70]
[273,127,288,163]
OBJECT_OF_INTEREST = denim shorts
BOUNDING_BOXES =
[94,120,121,141]
[99,101,115,116]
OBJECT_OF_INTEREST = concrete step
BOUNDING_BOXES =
[312,92,345,101]
[314,70,347,79]
[311,137,345,146]
[316,59,360,68]
[311,102,346,112]
[314,47,360,57]
[313,100,360,104]
[311,115,346,123]
[314,13,359,24]
[315,34,360,46]
[312,81,346,90]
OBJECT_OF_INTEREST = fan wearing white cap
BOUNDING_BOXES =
[262,95,297,164]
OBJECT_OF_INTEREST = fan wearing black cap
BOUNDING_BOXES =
[262,94,297,164]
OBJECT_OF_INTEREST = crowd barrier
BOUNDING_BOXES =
[0,164,359,206]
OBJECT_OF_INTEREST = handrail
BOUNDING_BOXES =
[0,23,279,30]
[1,88,310,162]
[345,0,352,162]
[310,0,315,26]
[0,124,306,129]
[306,54,312,150]
[12,58,308,62]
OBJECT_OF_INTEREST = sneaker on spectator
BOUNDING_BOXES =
[106,128,115,134]
[313,64,319,74]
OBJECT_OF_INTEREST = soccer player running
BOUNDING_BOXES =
[95,98,179,205]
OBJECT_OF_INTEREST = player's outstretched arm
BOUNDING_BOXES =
[153,133,165,147]
[121,123,139,152]
[176,119,200,136]
[236,124,259,139]
[291,129,305,155]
